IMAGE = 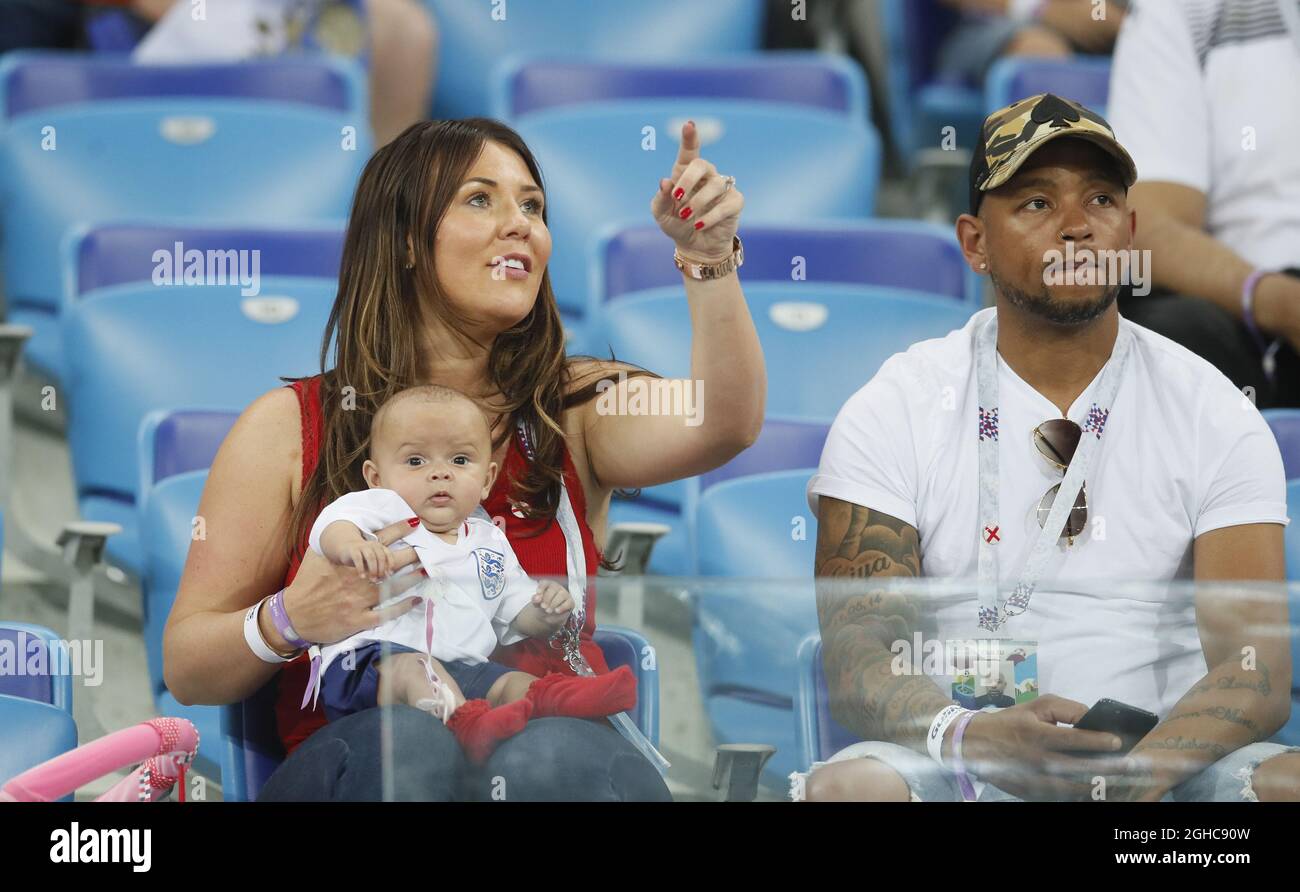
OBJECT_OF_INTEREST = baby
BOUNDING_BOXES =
[306,384,635,764]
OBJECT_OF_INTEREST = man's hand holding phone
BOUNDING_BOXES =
[954,694,1131,801]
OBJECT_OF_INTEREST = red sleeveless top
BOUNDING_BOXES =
[274,375,609,754]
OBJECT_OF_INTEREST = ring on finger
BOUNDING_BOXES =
[722,175,735,193]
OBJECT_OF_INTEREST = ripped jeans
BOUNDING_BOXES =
[789,740,1300,802]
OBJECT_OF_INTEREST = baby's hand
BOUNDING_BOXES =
[532,581,574,618]
[347,540,394,582]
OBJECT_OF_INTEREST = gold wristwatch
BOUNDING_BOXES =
[674,236,743,280]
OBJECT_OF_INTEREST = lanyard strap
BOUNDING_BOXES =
[515,419,588,635]
[514,417,671,774]
[974,314,1132,633]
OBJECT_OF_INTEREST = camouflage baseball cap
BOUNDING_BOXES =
[969,93,1137,214]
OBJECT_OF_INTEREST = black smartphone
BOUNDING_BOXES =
[1073,698,1158,754]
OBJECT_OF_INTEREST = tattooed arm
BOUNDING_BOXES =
[1110,523,1290,801]
[813,496,951,750]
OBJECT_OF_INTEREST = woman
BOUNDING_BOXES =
[162,116,766,800]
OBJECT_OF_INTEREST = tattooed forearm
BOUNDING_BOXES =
[1187,664,1272,698]
[814,497,947,748]
[1166,706,1262,737]
[1115,660,1281,796]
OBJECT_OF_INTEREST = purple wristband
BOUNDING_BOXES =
[1242,269,1282,384]
[1241,269,1272,353]
[951,711,978,802]
[266,589,309,650]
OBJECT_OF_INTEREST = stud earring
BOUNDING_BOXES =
[979,262,987,270]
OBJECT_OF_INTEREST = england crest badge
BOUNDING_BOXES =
[473,548,506,600]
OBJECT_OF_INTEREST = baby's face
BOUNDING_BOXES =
[364,398,497,532]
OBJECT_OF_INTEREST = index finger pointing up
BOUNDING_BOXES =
[675,120,700,168]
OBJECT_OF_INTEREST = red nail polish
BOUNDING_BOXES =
[407,517,420,527]
[673,187,684,200]
[694,221,705,230]
[419,567,429,576]
[680,207,692,219]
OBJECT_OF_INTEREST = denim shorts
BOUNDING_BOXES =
[320,642,516,721]
[790,739,1300,802]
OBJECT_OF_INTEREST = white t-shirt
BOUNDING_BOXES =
[1108,0,1300,270]
[309,489,539,672]
[808,308,1289,719]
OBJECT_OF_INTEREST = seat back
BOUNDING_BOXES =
[599,283,975,419]
[0,623,74,711]
[63,281,334,518]
[984,56,1112,115]
[67,223,345,301]
[795,634,863,768]
[425,0,764,119]
[0,51,364,119]
[0,695,79,792]
[493,52,868,120]
[0,54,365,318]
[592,220,979,312]
[1265,410,1300,482]
[517,101,880,318]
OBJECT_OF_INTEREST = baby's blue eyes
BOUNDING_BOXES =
[405,456,470,466]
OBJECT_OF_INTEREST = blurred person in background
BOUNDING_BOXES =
[1108,0,1300,409]
[129,0,436,147]
[0,0,438,147]
[937,0,1127,83]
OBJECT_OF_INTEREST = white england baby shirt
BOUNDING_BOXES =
[308,489,540,674]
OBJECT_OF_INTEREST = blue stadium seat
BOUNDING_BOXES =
[1264,410,1300,482]
[491,52,869,121]
[0,52,365,118]
[66,223,345,299]
[1280,480,1300,746]
[0,694,79,792]
[591,220,980,316]
[138,465,228,778]
[984,56,1112,115]
[424,0,764,120]
[61,280,335,576]
[794,633,860,770]
[0,53,366,380]
[879,0,984,162]
[596,283,976,420]
[0,622,74,712]
[517,101,881,348]
[692,469,820,786]
[610,417,830,576]
[220,625,660,802]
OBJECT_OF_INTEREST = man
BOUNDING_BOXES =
[1107,0,1300,408]
[798,94,1298,802]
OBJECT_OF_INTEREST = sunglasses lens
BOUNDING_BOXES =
[1034,419,1082,468]
[1036,483,1088,538]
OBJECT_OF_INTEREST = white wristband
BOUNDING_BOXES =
[243,596,295,664]
[927,704,970,766]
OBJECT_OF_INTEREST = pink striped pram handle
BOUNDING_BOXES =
[0,717,199,803]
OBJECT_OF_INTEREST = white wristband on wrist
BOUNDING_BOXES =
[927,704,971,766]
[243,596,295,664]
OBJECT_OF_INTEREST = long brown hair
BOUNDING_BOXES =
[284,118,655,567]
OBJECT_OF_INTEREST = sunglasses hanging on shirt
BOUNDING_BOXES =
[1032,418,1087,544]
